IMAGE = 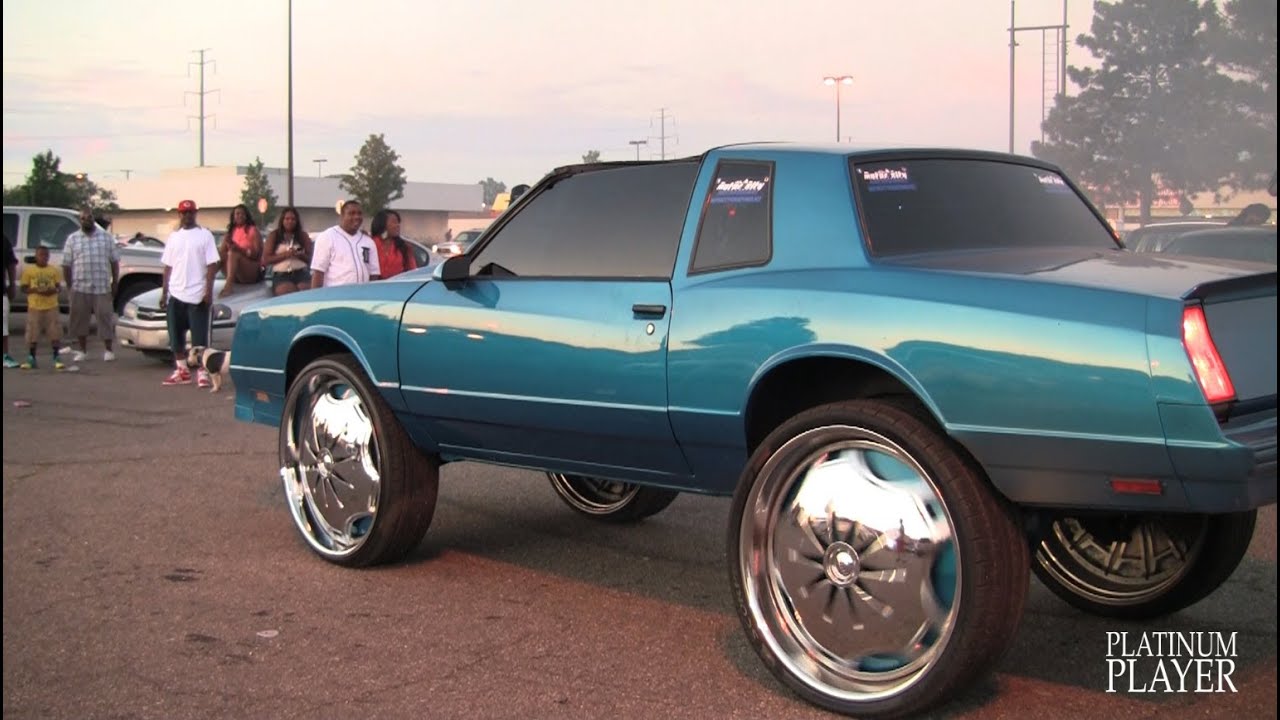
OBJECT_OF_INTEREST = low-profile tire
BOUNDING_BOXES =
[115,278,162,314]
[279,353,439,567]
[1033,510,1256,620]
[729,399,1029,719]
[546,473,678,522]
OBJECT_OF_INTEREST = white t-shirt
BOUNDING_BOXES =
[161,226,219,304]
[311,225,380,287]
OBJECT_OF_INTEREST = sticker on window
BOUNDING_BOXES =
[1033,170,1072,194]
[859,166,916,192]
[709,175,770,205]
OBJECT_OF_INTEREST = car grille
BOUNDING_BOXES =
[137,307,166,322]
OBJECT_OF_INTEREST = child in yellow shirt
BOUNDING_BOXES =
[18,246,66,370]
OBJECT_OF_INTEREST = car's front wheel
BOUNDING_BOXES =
[279,354,439,567]
[1033,510,1256,620]
[729,400,1028,718]
[546,473,678,522]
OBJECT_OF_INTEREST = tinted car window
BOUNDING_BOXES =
[3,213,17,247]
[29,212,79,250]
[851,159,1117,256]
[1162,228,1277,265]
[690,160,774,273]
[472,162,698,278]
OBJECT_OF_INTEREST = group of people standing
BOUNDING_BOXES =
[155,198,419,386]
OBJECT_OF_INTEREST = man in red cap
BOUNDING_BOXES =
[158,200,219,386]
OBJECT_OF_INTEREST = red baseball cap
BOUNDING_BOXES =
[177,200,198,213]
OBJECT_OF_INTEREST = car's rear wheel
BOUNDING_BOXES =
[279,354,438,567]
[729,400,1028,718]
[1033,510,1256,620]
[546,473,678,522]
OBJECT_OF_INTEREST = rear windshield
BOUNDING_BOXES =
[1165,230,1277,265]
[851,158,1118,257]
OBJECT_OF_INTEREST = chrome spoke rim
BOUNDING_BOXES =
[1037,515,1206,605]
[740,426,959,701]
[548,473,641,514]
[281,370,381,557]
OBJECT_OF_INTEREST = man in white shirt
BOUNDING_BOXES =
[311,200,380,288]
[159,200,219,387]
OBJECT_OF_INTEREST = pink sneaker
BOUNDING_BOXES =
[197,369,212,388]
[163,367,192,385]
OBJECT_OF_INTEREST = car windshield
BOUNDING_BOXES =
[1128,223,1223,253]
[851,158,1118,257]
[1162,228,1277,265]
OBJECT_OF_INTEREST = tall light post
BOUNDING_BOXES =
[286,0,294,206]
[628,139,647,160]
[822,76,854,142]
[314,158,327,177]
[1007,0,1068,153]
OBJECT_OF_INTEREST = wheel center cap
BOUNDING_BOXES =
[319,451,335,476]
[823,541,861,587]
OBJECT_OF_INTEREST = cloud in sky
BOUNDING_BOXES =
[3,0,1095,187]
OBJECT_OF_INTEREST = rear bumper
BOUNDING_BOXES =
[1175,406,1277,512]
[116,317,235,353]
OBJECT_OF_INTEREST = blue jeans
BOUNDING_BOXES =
[166,297,211,359]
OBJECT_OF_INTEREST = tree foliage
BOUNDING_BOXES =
[2,150,118,212]
[340,134,406,219]
[581,149,601,164]
[1032,0,1242,223]
[1212,0,1277,190]
[477,177,506,206]
[239,157,279,229]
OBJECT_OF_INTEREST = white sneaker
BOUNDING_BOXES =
[59,347,87,363]
[103,351,116,362]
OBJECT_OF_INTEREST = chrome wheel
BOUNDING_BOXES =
[281,367,382,559]
[739,426,959,702]
[1036,515,1207,607]
[547,473,641,515]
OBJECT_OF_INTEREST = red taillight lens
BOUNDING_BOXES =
[1182,305,1236,404]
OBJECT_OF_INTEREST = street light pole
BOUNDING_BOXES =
[287,0,294,207]
[314,158,327,177]
[1007,0,1068,154]
[823,75,854,142]
[628,139,647,160]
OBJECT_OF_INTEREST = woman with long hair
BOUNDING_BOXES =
[260,207,312,296]
[371,209,417,279]
[219,203,263,297]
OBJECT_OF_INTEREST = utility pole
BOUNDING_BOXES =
[121,169,132,180]
[314,158,327,177]
[186,49,219,167]
[628,139,647,161]
[652,108,676,160]
[287,0,294,207]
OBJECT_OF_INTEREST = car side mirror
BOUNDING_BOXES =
[439,254,470,287]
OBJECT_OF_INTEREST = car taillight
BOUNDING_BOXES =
[1182,305,1236,404]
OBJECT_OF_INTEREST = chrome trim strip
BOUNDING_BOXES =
[401,385,665,412]
[229,364,286,375]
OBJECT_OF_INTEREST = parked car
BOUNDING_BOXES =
[1125,219,1225,252]
[228,146,1276,719]
[118,237,437,360]
[119,233,166,250]
[2,206,167,312]
[432,228,484,257]
[1153,226,1277,266]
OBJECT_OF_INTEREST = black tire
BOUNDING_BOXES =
[546,473,678,522]
[728,399,1028,719]
[278,353,438,567]
[1033,510,1256,620]
[115,277,162,314]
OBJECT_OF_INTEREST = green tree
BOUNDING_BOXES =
[1212,0,1277,190]
[340,134,406,218]
[477,177,506,206]
[1032,0,1238,223]
[239,157,279,229]
[581,150,601,164]
[3,150,118,211]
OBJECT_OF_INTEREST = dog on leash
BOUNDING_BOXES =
[188,345,231,393]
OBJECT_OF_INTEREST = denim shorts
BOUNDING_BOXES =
[272,268,311,288]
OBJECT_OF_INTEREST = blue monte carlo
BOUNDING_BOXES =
[231,144,1276,718]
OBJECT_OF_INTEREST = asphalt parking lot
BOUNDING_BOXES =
[2,335,1276,719]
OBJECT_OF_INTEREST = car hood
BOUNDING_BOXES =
[881,246,1274,300]
[129,279,272,313]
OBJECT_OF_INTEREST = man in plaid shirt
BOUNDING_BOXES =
[61,207,121,362]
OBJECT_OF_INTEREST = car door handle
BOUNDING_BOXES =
[632,304,667,318]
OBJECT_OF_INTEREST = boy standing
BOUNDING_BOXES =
[18,246,66,370]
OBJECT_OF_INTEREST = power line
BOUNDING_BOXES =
[185,49,220,167]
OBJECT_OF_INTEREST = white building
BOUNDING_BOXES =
[101,165,486,243]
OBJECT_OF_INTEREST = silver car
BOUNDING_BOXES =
[116,238,439,360]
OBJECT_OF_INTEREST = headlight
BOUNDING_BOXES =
[212,303,233,322]
[123,302,139,320]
